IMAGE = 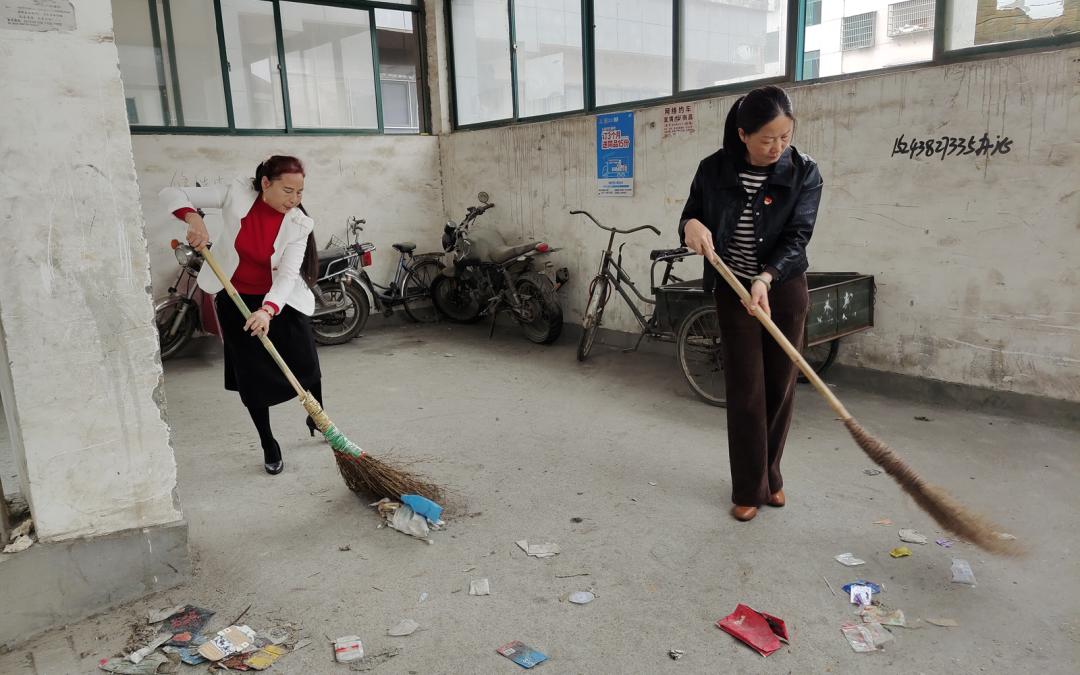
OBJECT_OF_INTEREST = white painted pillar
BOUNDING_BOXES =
[0,0,183,541]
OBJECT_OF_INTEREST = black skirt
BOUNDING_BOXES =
[215,293,321,408]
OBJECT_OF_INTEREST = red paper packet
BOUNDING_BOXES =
[716,604,789,656]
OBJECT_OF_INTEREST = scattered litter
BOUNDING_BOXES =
[569,517,583,523]
[840,623,879,653]
[400,494,443,524]
[198,625,256,662]
[935,538,954,548]
[349,647,400,672]
[388,504,431,541]
[334,636,365,663]
[163,606,215,642]
[898,529,928,544]
[914,415,932,421]
[859,606,907,628]
[98,654,169,674]
[163,639,207,666]
[951,558,977,585]
[147,605,186,624]
[9,518,32,539]
[835,553,865,567]
[648,482,657,486]
[292,639,313,652]
[388,619,420,637]
[668,648,685,661]
[128,634,171,663]
[418,592,428,603]
[863,468,882,476]
[554,571,590,579]
[872,519,893,526]
[926,617,959,627]
[716,605,788,657]
[568,591,595,605]
[516,540,560,558]
[496,641,548,669]
[997,532,1017,541]
[469,579,491,596]
[339,545,352,552]
[823,576,837,597]
[890,546,912,558]
[2,535,33,554]
[244,644,288,670]
[863,622,895,646]
[849,585,874,607]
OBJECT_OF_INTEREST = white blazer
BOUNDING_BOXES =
[159,178,316,315]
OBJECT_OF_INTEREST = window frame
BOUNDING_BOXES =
[446,0,1080,132]
[126,0,429,135]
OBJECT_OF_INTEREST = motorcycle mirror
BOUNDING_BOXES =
[477,191,489,204]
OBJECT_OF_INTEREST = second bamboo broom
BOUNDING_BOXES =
[706,252,1020,555]
[198,246,442,503]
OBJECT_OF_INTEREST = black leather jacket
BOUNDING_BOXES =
[678,146,823,292]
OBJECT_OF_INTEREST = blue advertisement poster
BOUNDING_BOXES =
[596,112,634,197]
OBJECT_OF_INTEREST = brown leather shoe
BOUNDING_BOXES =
[732,505,758,521]
[767,490,786,507]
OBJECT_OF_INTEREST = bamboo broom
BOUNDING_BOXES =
[197,246,442,503]
[706,252,1020,555]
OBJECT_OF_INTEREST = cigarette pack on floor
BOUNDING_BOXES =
[197,625,256,662]
[496,640,548,669]
[334,635,365,663]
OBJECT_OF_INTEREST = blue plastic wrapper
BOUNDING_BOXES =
[841,580,882,595]
[400,494,443,524]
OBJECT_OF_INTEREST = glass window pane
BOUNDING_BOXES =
[799,0,934,80]
[946,0,1079,50]
[514,0,584,117]
[594,0,672,106]
[162,0,228,127]
[451,0,514,124]
[280,2,377,129]
[221,0,284,129]
[113,0,168,126]
[376,9,422,133]
[679,0,786,92]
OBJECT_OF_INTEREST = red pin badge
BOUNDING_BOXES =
[763,196,773,205]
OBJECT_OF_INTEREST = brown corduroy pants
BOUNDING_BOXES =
[714,273,809,507]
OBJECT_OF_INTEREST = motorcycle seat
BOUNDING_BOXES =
[318,246,347,263]
[393,242,417,253]
[491,242,540,264]
[650,247,689,260]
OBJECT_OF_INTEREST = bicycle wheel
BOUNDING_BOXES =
[798,338,839,382]
[676,305,726,407]
[577,276,609,361]
[401,258,444,323]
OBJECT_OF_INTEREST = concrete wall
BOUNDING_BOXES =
[0,0,184,540]
[132,135,445,303]
[439,47,1080,403]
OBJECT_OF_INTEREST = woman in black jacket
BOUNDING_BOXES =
[679,85,823,522]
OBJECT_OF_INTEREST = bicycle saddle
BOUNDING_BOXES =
[393,242,417,253]
[650,247,689,260]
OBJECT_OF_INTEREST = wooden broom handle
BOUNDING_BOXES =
[705,252,852,421]
[196,245,308,400]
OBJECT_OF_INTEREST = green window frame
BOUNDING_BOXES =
[119,0,428,135]
[447,0,1080,131]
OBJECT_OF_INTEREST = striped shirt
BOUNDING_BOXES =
[723,167,769,279]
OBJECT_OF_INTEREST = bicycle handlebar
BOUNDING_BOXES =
[570,210,660,236]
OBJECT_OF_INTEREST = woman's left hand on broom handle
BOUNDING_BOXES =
[245,309,271,337]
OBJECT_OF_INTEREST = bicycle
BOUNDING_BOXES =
[571,210,691,361]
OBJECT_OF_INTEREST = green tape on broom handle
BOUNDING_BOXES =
[196,246,366,461]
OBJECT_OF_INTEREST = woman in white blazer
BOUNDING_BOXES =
[160,155,322,475]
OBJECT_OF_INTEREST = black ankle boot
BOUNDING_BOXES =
[305,416,318,437]
[263,441,284,475]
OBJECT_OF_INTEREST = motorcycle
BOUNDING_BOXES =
[154,239,220,360]
[431,192,569,344]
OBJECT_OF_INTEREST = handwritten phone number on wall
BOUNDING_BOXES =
[891,133,1013,160]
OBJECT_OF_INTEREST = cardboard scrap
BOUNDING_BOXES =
[469,579,491,596]
[243,644,288,670]
[98,654,169,674]
[198,625,256,662]
[859,606,907,628]
[516,540,560,558]
[147,605,187,624]
[716,604,788,657]
[163,606,214,642]
[128,634,172,663]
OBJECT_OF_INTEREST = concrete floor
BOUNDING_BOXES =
[1,323,1077,674]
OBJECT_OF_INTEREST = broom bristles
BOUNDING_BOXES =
[844,418,1022,556]
[302,393,443,503]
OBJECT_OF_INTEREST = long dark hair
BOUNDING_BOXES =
[253,155,319,285]
[722,85,795,161]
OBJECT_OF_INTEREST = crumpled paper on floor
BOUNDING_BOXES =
[2,534,33,554]
[516,540,560,558]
